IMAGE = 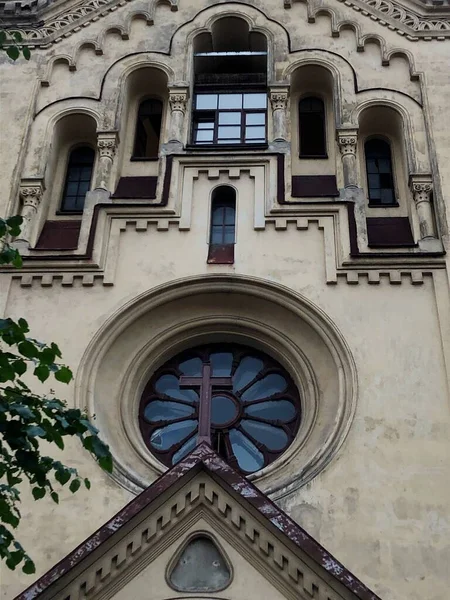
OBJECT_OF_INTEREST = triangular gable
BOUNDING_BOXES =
[15,444,382,600]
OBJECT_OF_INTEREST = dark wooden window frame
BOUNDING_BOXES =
[298,96,327,159]
[207,187,236,264]
[364,137,398,207]
[132,97,163,160]
[59,145,95,214]
[192,91,267,147]
[139,344,301,474]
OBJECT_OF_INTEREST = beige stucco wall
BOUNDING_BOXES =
[1,1,450,599]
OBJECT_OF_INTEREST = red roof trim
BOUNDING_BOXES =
[15,444,382,600]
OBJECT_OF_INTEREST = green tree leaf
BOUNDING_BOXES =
[34,365,50,383]
[54,366,73,383]
[6,46,20,61]
[69,479,81,494]
[31,487,46,500]
[18,340,39,359]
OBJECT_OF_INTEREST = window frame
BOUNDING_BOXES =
[192,91,267,147]
[298,95,327,159]
[207,186,236,264]
[364,136,399,207]
[59,144,95,214]
[131,96,164,161]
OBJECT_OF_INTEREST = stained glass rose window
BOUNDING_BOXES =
[139,344,301,474]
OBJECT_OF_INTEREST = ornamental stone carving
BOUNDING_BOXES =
[269,86,289,143]
[337,129,359,188]
[337,130,358,157]
[169,90,188,114]
[168,88,189,146]
[17,179,45,245]
[410,174,436,239]
[269,89,289,112]
[95,131,119,190]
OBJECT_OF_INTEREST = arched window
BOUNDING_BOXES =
[298,97,326,158]
[192,18,267,146]
[60,146,95,213]
[365,138,396,205]
[133,99,163,158]
[208,187,236,264]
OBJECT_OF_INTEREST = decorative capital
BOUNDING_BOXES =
[97,131,119,159]
[337,129,358,157]
[169,88,189,113]
[410,174,433,203]
[19,179,44,208]
[269,87,289,111]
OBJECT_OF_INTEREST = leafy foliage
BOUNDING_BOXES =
[0,30,31,61]
[0,217,112,574]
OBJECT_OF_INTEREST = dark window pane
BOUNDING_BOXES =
[243,93,266,109]
[244,399,296,422]
[299,97,326,157]
[229,429,264,472]
[150,420,197,450]
[246,113,265,125]
[218,94,242,109]
[219,112,241,125]
[365,139,395,205]
[240,420,288,451]
[211,395,238,425]
[209,187,236,248]
[133,99,163,158]
[60,146,94,213]
[196,94,217,109]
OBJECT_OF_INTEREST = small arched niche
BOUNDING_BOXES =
[290,65,335,176]
[44,113,97,220]
[192,17,268,147]
[118,67,169,178]
[358,105,409,216]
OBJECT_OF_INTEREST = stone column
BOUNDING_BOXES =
[410,174,435,240]
[269,86,289,142]
[94,131,119,190]
[337,129,358,188]
[16,180,44,245]
[168,88,189,145]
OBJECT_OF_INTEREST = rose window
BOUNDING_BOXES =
[139,344,301,474]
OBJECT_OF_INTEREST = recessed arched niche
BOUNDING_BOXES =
[76,275,357,499]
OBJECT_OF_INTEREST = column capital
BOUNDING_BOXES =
[269,86,289,111]
[409,173,433,197]
[97,131,119,159]
[337,129,358,156]
[168,88,189,113]
[19,179,45,208]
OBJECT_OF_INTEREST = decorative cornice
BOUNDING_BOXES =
[0,0,449,46]
[286,0,450,39]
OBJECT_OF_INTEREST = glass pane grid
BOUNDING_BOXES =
[194,92,267,145]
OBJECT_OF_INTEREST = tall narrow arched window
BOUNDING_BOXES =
[207,186,236,264]
[365,138,396,205]
[298,97,326,158]
[133,99,163,158]
[60,146,95,213]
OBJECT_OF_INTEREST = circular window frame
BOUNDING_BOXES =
[122,320,317,484]
[76,275,357,499]
[138,343,303,474]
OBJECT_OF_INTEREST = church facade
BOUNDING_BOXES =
[0,0,449,598]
